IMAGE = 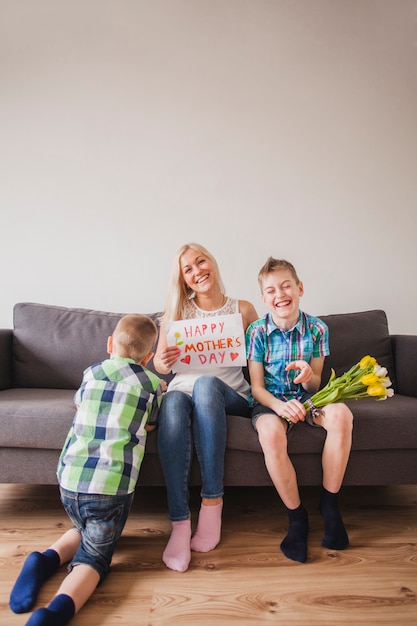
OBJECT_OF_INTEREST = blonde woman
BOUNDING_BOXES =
[154,243,258,572]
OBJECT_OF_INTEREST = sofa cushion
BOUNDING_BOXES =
[0,388,76,448]
[319,310,395,388]
[225,395,417,455]
[13,303,162,389]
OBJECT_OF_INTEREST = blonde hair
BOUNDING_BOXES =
[257,257,300,291]
[160,243,225,324]
[113,314,157,363]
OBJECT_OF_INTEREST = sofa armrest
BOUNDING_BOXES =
[0,329,13,390]
[390,334,417,397]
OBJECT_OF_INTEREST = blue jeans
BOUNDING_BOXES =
[157,375,251,521]
[60,487,134,582]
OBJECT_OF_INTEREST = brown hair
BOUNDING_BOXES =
[257,257,300,290]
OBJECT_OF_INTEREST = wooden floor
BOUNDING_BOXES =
[0,483,416,625]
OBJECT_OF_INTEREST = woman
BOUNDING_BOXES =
[154,243,258,572]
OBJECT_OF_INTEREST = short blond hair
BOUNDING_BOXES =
[257,257,300,291]
[113,314,157,363]
[160,243,225,324]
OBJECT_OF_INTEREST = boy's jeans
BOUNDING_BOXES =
[60,487,134,581]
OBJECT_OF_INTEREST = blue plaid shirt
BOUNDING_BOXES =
[246,311,329,405]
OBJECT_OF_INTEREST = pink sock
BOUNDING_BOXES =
[190,501,223,553]
[162,520,191,572]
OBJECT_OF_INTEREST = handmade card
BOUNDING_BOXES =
[166,313,246,372]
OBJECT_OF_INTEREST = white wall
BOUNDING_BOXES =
[1,0,416,334]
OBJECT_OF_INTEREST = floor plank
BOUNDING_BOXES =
[1,484,416,625]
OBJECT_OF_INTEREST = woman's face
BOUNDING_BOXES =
[180,248,217,294]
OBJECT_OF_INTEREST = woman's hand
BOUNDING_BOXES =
[159,346,181,372]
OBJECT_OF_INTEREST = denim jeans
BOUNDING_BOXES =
[157,375,251,521]
[60,487,134,581]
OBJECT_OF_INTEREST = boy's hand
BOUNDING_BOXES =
[280,398,306,424]
[286,360,313,384]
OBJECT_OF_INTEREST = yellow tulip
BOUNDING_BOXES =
[361,373,379,386]
[367,383,386,397]
[360,355,377,370]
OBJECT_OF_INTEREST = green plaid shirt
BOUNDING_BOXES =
[57,355,163,495]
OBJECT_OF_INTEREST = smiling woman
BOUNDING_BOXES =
[152,242,258,573]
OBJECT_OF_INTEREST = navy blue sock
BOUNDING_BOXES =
[280,504,309,563]
[25,594,75,626]
[9,549,60,614]
[320,487,349,550]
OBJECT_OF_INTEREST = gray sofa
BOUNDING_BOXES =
[1,303,416,487]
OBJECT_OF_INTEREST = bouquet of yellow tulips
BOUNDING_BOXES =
[304,355,394,418]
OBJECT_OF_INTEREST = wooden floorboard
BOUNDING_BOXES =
[1,483,416,625]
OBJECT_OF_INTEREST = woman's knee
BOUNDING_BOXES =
[192,376,225,408]
[193,375,222,395]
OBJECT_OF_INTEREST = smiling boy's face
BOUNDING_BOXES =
[261,269,304,329]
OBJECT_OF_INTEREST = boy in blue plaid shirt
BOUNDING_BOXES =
[246,258,353,563]
[10,314,164,625]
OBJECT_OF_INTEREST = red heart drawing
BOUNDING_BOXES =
[230,353,239,361]
[180,355,191,364]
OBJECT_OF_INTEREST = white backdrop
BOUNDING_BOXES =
[1,0,416,333]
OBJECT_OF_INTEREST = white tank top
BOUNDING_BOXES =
[166,297,250,398]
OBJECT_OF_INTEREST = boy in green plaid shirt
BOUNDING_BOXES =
[10,314,164,626]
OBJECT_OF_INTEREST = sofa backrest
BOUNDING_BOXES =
[13,303,162,389]
[319,309,395,387]
[12,303,395,391]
